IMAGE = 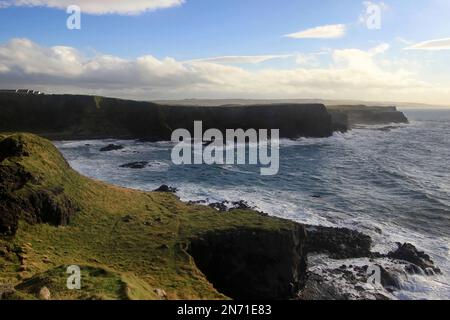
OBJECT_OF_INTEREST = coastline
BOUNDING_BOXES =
[1,130,444,300]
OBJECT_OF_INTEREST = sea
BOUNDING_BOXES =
[54,108,450,300]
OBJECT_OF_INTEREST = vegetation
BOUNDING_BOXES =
[0,133,300,300]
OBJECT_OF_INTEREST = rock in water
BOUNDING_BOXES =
[119,161,148,169]
[99,144,124,152]
[388,243,441,274]
[377,265,402,291]
[154,185,178,193]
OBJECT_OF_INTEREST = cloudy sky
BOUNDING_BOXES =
[0,0,449,105]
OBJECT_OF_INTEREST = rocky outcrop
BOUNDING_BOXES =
[153,185,178,193]
[0,136,30,161]
[388,243,441,275]
[0,136,79,236]
[119,161,149,169]
[0,168,78,236]
[305,225,373,259]
[299,226,443,300]
[100,144,124,152]
[188,225,307,300]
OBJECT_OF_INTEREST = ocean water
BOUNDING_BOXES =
[54,109,450,300]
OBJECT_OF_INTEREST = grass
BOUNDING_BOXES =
[0,133,297,300]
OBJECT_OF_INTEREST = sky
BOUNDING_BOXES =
[0,0,449,105]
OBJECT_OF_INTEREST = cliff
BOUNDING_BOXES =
[0,133,307,299]
[327,105,408,131]
[0,93,333,140]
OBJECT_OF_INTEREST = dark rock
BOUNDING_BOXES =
[388,243,441,274]
[377,265,402,291]
[230,200,253,210]
[0,136,30,162]
[405,264,423,275]
[208,200,254,212]
[305,225,372,259]
[188,225,307,300]
[355,285,365,292]
[99,144,124,152]
[188,200,207,205]
[119,161,148,169]
[154,185,178,193]
[0,194,20,236]
[209,201,228,212]
[121,215,134,223]
[25,190,78,226]
[158,244,170,250]
[298,272,352,300]
[0,163,79,236]
[154,217,163,223]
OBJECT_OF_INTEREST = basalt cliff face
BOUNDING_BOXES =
[0,93,332,140]
[0,93,408,141]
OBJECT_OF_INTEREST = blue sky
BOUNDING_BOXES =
[0,0,449,105]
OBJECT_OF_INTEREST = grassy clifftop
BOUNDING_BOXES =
[0,133,306,300]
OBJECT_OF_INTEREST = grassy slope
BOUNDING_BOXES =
[0,133,297,300]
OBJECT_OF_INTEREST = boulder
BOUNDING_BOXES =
[39,286,51,300]
[99,144,124,152]
[388,243,441,274]
[119,161,148,169]
[154,185,178,193]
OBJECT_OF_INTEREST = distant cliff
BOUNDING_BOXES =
[0,93,408,141]
[327,105,408,132]
[0,93,333,140]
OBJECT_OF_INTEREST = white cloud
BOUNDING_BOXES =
[396,37,414,45]
[405,38,450,51]
[191,55,292,65]
[284,24,346,39]
[369,43,390,55]
[294,53,324,67]
[0,0,184,15]
[0,38,449,105]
